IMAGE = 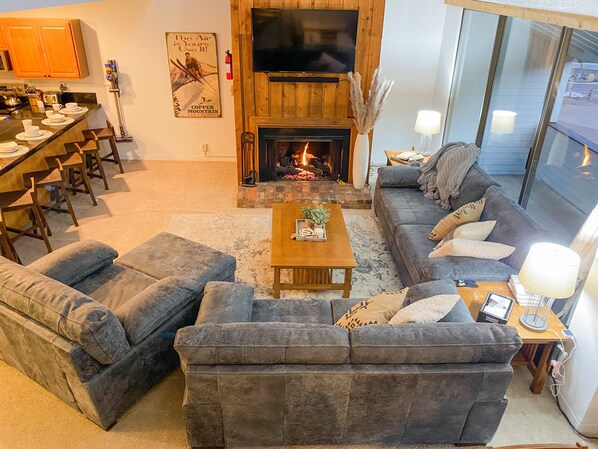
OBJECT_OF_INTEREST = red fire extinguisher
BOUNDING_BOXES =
[225,50,233,80]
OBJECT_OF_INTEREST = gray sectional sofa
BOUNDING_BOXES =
[375,163,551,285]
[175,280,522,448]
[0,232,235,429]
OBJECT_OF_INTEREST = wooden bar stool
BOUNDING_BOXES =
[0,213,20,263]
[82,120,124,174]
[23,165,79,228]
[46,152,97,206]
[0,181,52,255]
[65,140,110,190]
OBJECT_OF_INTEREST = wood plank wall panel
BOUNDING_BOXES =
[230,0,385,182]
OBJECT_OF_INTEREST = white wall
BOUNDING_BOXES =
[0,0,236,161]
[372,0,462,164]
[560,252,598,436]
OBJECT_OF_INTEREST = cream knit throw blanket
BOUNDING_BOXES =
[417,142,480,210]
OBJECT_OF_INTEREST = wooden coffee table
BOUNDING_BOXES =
[271,203,357,299]
[458,281,570,394]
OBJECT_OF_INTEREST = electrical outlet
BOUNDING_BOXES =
[201,143,209,155]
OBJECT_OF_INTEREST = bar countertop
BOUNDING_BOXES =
[0,103,101,176]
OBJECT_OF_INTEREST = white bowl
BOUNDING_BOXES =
[0,141,17,153]
[49,114,66,123]
[25,126,41,137]
[65,102,78,110]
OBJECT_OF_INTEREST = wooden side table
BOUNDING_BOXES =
[457,281,569,394]
[384,149,430,166]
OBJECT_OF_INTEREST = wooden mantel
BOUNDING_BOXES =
[230,0,386,183]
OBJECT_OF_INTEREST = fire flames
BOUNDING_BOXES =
[578,145,592,168]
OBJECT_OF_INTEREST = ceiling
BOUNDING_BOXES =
[445,0,598,31]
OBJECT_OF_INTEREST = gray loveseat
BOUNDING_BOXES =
[375,163,550,285]
[175,279,522,448]
[0,232,235,429]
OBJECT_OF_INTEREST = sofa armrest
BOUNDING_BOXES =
[377,165,421,188]
[350,323,521,364]
[195,281,254,325]
[115,276,198,345]
[175,322,350,365]
[28,240,118,286]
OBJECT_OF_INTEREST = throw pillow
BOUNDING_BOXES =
[436,220,496,249]
[429,198,486,241]
[335,288,408,330]
[428,238,515,260]
[389,294,461,324]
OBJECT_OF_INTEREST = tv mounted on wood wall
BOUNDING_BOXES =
[251,8,359,74]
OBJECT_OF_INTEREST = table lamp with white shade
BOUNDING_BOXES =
[414,110,441,156]
[518,242,580,331]
[490,110,517,134]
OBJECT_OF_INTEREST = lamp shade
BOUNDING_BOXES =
[414,110,441,135]
[519,242,581,299]
[490,110,517,134]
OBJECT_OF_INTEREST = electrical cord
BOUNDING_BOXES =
[546,330,598,441]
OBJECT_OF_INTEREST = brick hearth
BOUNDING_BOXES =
[237,181,372,209]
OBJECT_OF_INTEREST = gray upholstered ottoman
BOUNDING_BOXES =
[117,232,236,289]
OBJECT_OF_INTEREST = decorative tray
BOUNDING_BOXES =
[291,219,327,242]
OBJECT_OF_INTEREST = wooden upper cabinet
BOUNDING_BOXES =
[2,18,89,79]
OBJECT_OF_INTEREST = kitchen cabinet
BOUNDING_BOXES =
[2,19,89,79]
[0,26,6,49]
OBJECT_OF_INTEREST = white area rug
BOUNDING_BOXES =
[167,210,402,299]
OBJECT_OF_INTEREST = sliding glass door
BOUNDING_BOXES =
[477,18,561,201]
[524,29,598,244]
[444,10,499,143]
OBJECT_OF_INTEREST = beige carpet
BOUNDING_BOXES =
[167,211,402,299]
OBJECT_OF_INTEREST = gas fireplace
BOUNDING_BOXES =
[258,127,351,182]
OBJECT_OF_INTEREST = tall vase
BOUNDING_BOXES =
[352,133,369,190]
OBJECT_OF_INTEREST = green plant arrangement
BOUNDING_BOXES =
[301,204,331,227]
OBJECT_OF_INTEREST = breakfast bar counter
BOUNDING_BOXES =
[0,102,105,230]
[0,103,101,176]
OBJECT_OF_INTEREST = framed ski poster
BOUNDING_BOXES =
[166,32,222,118]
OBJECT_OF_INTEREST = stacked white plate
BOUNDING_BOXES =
[42,116,75,126]
[15,129,53,141]
[62,106,88,115]
[0,141,29,158]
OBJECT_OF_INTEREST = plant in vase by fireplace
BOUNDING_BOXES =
[348,68,394,189]
[302,204,330,238]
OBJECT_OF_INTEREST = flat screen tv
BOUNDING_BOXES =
[252,8,359,73]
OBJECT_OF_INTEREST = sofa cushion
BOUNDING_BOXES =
[349,323,521,364]
[438,220,496,248]
[252,299,333,324]
[117,232,236,289]
[377,165,422,188]
[0,258,130,364]
[335,289,408,330]
[175,322,350,364]
[429,239,516,260]
[195,282,254,325]
[429,198,486,241]
[389,294,460,324]
[403,280,474,324]
[115,276,198,345]
[377,188,449,232]
[481,186,550,270]
[72,264,157,311]
[396,225,517,283]
[28,240,118,286]
[450,164,499,210]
